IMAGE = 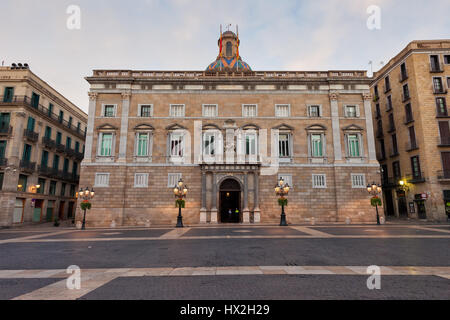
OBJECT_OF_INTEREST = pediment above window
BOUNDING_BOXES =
[166,123,187,131]
[134,124,155,131]
[241,123,260,130]
[96,123,118,131]
[202,123,221,130]
[342,124,364,132]
[273,123,294,131]
[306,124,327,132]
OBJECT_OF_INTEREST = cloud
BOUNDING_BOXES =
[0,0,448,111]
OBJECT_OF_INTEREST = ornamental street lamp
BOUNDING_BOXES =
[79,187,95,230]
[275,177,290,226]
[173,178,188,228]
[367,182,382,225]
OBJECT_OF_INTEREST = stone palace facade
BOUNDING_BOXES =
[78,30,381,227]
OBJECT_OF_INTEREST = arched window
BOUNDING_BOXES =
[226,42,232,57]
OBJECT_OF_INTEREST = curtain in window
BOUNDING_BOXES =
[348,134,360,157]
[311,134,323,157]
[101,133,113,156]
[137,133,149,156]
[170,134,183,157]
[203,133,215,156]
[279,134,290,157]
[245,134,257,155]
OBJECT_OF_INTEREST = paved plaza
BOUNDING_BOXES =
[0,223,449,300]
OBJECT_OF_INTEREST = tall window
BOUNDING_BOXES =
[203,133,215,156]
[226,41,232,56]
[63,158,69,173]
[433,77,444,93]
[61,183,66,197]
[243,105,257,118]
[392,134,398,155]
[0,113,10,129]
[347,134,361,157]
[66,137,72,149]
[99,133,113,156]
[41,150,49,167]
[245,133,257,155]
[393,161,401,179]
[170,133,184,157]
[53,155,60,170]
[409,126,417,149]
[411,156,421,178]
[405,103,413,122]
[48,103,54,116]
[49,181,57,195]
[402,84,410,100]
[31,92,40,108]
[0,141,6,160]
[278,134,291,158]
[311,134,324,157]
[384,76,391,92]
[170,105,185,117]
[388,113,395,131]
[436,98,447,116]
[68,116,73,128]
[75,141,80,152]
[386,95,393,110]
[203,105,218,117]
[0,172,3,190]
[58,110,64,123]
[27,117,35,132]
[275,105,290,117]
[56,132,62,145]
[22,144,32,162]
[3,87,14,103]
[44,126,52,139]
[136,133,150,157]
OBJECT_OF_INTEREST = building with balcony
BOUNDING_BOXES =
[371,40,450,221]
[79,30,380,227]
[0,65,87,226]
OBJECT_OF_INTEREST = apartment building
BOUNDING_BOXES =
[0,64,87,226]
[371,40,450,221]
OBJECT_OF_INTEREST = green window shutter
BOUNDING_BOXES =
[45,126,52,138]
[0,141,6,158]
[22,144,32,162]
[66,137,71,148]
[3,87,14,103]
[0,113,11,128]
[75,141,80,152]
[31,93,40,108]
[137,133,148,156]
[63,158,69,173]
[53,155,59,170]
[56,132,62,144]
[41,151,49,167]
[48,104,53,116]
[27,117,35,131]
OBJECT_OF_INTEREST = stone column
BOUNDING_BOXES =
[118,92,131,162]
[243,173,250,223]
[330,91,342,161]
[253,172,261,223]
[210,173,218,223]
[200,171,207,224]
[363,92,377,161]
[84,92,98,163]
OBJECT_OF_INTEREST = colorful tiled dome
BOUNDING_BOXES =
[206,57,252,72]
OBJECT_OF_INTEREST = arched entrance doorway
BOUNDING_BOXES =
[219,178,241,223]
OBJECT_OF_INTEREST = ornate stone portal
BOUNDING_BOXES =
[200,164,260,224]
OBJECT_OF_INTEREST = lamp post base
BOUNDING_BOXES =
[176,205,184,228]
[81,209,87,230]
[280,205,288,226]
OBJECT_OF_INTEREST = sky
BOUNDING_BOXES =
[0,0,449,113]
